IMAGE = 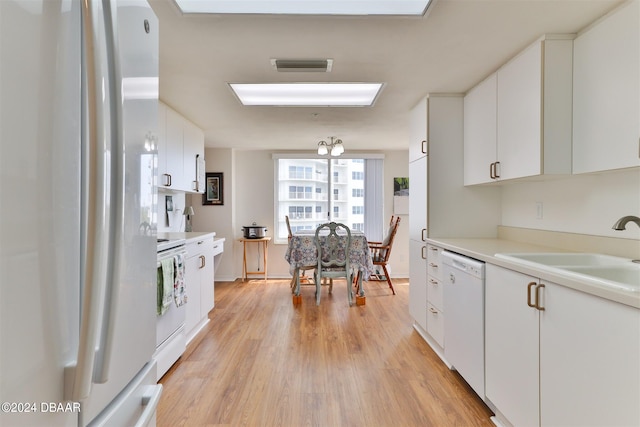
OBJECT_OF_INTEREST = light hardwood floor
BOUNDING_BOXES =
[157,278,494,426]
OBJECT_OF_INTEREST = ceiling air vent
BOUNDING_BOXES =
[270,59,333,72]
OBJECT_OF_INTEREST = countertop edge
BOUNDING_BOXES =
[426,237,640,309]
[158,231,216,242]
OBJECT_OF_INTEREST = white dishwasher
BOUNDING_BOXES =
[442,250,485,400]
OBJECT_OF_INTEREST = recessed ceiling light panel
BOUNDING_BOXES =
[174,0,432,16]
[229,83,384,107]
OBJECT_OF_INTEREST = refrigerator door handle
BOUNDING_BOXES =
[92,0,122,385]
[66,0,114,401]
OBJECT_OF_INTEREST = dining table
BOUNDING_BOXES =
[285,228,374,304]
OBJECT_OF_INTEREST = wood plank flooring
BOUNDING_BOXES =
[157,278,494,426]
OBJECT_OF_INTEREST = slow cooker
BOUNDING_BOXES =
[242,223,267,239]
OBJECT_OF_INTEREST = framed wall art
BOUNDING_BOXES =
[203,172,224,205]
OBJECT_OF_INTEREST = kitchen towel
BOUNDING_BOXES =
[159,258,174,315]
[173,253,187,307]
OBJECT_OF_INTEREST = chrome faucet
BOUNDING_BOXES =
[612,215,640,230]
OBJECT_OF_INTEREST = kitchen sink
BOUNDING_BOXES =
[494,252,639,292]
[562,265,640,292]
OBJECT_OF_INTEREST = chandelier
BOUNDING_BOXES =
[317,136,344,156]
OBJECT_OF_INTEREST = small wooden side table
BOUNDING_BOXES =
[239,237,271,281]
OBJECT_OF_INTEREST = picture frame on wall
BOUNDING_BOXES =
[203,172,223,205]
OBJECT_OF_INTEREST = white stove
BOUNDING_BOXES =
[155,237,187,380]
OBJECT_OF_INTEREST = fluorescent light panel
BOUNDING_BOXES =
[174,0,432,16]
[229,83,383,106]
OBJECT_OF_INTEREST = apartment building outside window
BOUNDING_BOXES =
[273,155,384,243]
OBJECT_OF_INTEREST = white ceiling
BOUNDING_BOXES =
[149,0,623,152]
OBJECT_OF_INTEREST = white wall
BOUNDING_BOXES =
[187,148,234,280]
[189,148,410,281]
[500,168,640,240]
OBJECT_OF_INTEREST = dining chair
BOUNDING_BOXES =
[362,215,401,295]
[314,222,354,306]
[286,215,314,292]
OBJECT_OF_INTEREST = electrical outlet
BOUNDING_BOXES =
[536,202,543,219]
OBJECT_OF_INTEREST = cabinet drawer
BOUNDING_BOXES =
[427,244,441,262]
[427,276,444,311]
[427,259,442,281]
[427,302,445,348]
[212,240,224,256]
[186,237,212,257]
[427,245,442,280]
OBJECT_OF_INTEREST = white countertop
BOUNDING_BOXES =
[158,231,216,242]
[427,237,640,309]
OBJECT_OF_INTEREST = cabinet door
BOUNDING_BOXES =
[540,282,640,427]
[184,254,201,337]
[200,244,215,316]
[183,118,204,193]
[464,73,497,185]
[157,103,168,185]
[409,98,428,163]
[573,0,640,173]
[164,106,185,190]
[409,157,427,242]
[485,264,540,427]
[497,41,543,181]
[409,239,427,331]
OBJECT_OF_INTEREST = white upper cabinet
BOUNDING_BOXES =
[158,102,205,193]
[463,36,573,184]
[573,0,640,174]
[183,118,205,193]
[464,74,497,185]
[409,98,428,163]
[158,104,185,190]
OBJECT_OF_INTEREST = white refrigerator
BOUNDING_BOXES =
[0,0,162,426]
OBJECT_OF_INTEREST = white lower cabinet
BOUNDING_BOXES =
[426,245,444,349]
[485,265,540,427]
[486,263,640,427]
[539,282,640,427]
[184,235,215,343]
[408,239,427,331]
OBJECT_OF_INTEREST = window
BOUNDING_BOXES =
[274,156,384,243]
[288,165,312,179]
